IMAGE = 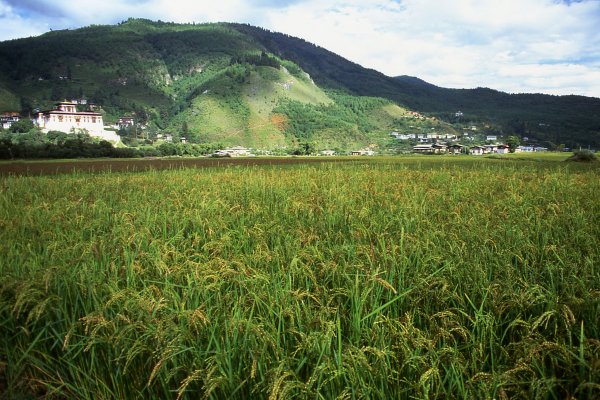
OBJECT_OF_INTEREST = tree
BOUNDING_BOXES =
[9,118,34,133]
[20,98,33,116]
[0,132,14,159]
[47,130,68,145]
[158,142,177,156]
[565,149,598,163]
[14,129,45,146]
[182,121,189,137]
[290,141,314,155]
[506,135,520,153]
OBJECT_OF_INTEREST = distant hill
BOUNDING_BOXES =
[232,24,600,148]
[0,19,598,149]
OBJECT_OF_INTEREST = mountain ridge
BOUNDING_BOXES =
[230,23,600,147]
[1,19,598,149]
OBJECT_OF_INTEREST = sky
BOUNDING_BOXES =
[1,0,600,98]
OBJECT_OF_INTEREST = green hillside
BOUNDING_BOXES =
[231,24,600,148]
[0,84,20,111]
[1,18,598,149]
[0,19,437,150]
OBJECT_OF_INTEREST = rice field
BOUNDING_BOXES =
[1,156,599,399]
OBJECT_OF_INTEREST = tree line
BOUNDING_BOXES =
[0,123,224,159]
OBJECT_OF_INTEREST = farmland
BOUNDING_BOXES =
[1,155,599,399]
[0,156,358,177]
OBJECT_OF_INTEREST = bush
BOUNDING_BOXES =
[9,119,34,133]
[565,149,598,163]
[138,146,160,157]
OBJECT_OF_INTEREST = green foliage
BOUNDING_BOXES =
[565,149,598,163]
[231,23,600,148]
[9,118,34,133]
[273,93,390,142]
[1,158,600,398]
[46,130,67,142]
[290,141,315,155]
[0,130,129,159]
[230,51,280,69]
[0,127,226,159]
[1,19,599,150]
[12,128,45,145]
[154,142,222,157]
[279,60,304,79]
[224,63,251,85]
[507,135,520,152]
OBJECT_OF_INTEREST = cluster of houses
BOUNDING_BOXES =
[317,149,375,156]
[389,129,548,155]
[210,148,377,157]
[411,142,548,155]
[211,146,254,157]
[3,101,194,146]
[413,143,511,155]
[350,149,376,156]
[34,102,120,142]
[2,102,554,156]
[1,102,142,143]
[390,131,499,143]
[391,131,457,142]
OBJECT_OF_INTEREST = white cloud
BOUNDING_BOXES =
[1,0,600,97]
[265,0,600,97]
[0,1,51,40]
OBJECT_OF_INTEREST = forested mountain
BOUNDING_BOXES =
[0,19,598,149]
[233,24,600,148]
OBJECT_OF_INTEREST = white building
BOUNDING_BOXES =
[496,145,510,154]
[117,116,135,129]
[0,112,20,129]
[36,102,119,142]
[213,146,253,157]
[413,144,447,154]
[428,133,457,140]
[351,149,375,156]
[390,132,416,140]
[470,146,486,155]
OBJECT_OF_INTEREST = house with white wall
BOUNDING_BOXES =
[213,146,253,157]
[470,146,486,155]
[36,102,119,142]
[0,112,20,129]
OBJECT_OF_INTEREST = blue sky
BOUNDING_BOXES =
[1,0,599,98]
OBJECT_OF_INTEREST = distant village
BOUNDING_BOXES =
[1,100,174,144]
[390,131,548,155]
[1,102,551,157]
[1,100,120,142]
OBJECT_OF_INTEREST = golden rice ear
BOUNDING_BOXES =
[1,156,597,399]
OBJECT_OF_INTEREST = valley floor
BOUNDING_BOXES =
[0,152,573,176]
[1,155,599,399]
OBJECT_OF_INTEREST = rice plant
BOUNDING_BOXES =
[1,156,599,399]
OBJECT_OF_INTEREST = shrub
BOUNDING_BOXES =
[565,149,598,162]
